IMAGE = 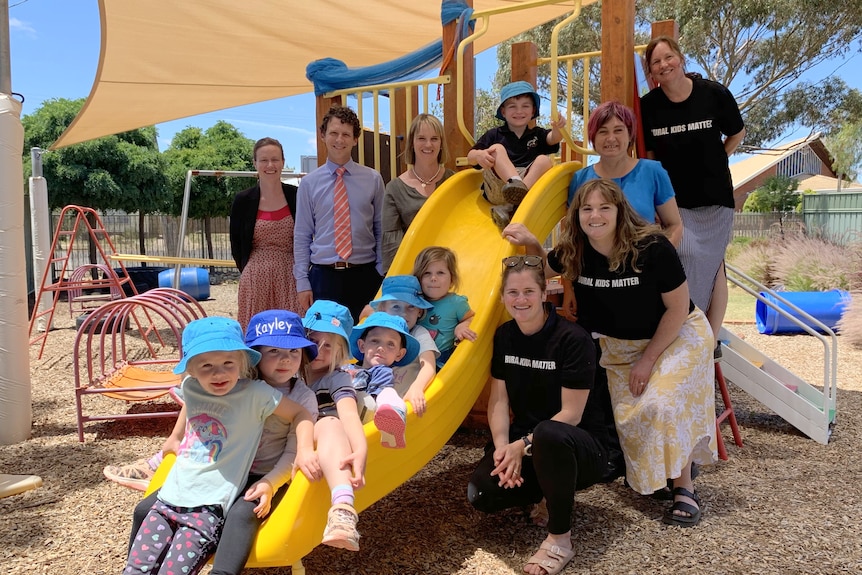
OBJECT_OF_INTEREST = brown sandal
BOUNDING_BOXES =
[523,541,575,575]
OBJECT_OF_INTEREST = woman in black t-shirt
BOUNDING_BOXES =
[467,257,607,575]
[640,35,746,346]
[503,179,717,529]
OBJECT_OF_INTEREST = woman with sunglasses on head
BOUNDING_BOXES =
[503,178,717,530]
[467,255,608,575]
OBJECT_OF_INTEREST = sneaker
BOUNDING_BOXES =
[374,404,406,449]
[321,503,360,551]
[491,204,515,231]
[103,458,156,491]
[714,342,723,360]
[501,179,529,204]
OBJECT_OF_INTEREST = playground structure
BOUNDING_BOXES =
[2,2,840,571]
[73,287,207,442]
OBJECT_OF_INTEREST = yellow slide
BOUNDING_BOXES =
[147,162,578,567]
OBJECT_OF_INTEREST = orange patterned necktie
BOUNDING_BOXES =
[333,166,352,260]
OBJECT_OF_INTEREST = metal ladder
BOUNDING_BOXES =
[28,205,141,358]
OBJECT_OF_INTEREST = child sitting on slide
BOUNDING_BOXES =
[413,246,477,368]
[346,311,419,449]
[361,274,440,419]
[302,300,367,552]
[467,80,565,230]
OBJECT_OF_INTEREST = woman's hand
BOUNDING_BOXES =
[501,223,536,247]
[490,442,525,489]
[244,479,275,518]
[628,356,656,397]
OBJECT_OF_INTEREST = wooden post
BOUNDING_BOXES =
[442,1,474,170]
[600,0,635,107]
[315,94,343,166]
[651,20,679,41]
[511,42,538,86]
[393,86,418,177]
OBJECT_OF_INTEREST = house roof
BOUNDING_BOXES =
[798,174,862,193]
[730,133,832,189]
[52,0,596,149]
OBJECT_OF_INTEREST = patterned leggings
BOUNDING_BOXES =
[124,499,224,575]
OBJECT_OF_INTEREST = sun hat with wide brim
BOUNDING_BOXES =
[245,309,318,360]
[369,275,433,310]
[496,80,541,121]
[302,299,354,345]
[174,317,262,374]
[350,312,420,367]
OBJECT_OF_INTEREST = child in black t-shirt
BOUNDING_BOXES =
[467,81,566,230]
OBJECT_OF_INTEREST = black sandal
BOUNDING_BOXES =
[662,486,701,527]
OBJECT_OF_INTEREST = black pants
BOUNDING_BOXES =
[467,419,607,535]
[309,262,383,322]
[129,475,289,575]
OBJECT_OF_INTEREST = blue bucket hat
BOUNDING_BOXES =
[350,312,419,367]
[174,317,262,374]
[245,310,318,360]
[302,300,354,345]
[370,275,433,311]
[496,80,541,121]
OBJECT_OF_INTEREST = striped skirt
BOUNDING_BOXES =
[599,309,718,495]
[678,205,733,313]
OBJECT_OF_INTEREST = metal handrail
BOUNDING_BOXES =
[724,262,839,415]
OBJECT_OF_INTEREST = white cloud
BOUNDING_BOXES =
[227,118,315,138]
[10,17,36,36]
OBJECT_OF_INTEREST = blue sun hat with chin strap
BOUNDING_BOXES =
[302,299,354,345]
[369,275,433,311]
[174,317,261,374]
[496,81,541,121]
[350,312,419,367]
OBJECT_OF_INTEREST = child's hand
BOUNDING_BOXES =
[550,114,567,131]
[454,323,477,342]
[475,149,496,169]
[161,435,182,456]
[245,479,275,518]
[340,452,366,489]
[404,388,427,417]
[293,450,322,482]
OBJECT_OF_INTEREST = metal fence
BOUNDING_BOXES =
[731,212,804,239]
[47,213,235,282]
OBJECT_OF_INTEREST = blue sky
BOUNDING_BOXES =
[8,0,862,169]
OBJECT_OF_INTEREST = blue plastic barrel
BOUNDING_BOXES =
[755,290,849,335]
[158,267,210,301]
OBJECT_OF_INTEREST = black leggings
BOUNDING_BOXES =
[128,474,288,575]
[467,419,606,535]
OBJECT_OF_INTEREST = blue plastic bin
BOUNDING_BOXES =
[158,267,210,301]
[755,290,849,335]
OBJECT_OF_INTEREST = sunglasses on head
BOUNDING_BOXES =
[502,255,543,268]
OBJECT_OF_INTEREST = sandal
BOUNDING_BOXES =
[627,463,700,501]
[662,486,701,527]
[528,499,548,528]
[524,541,575,575]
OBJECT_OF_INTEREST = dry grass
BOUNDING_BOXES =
[3,283,862,575]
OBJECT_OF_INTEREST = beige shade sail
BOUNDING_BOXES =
[52,0,597,149]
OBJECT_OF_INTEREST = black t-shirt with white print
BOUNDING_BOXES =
[548,234,693,340]
[491,303,605,442]
[640,77,744,209]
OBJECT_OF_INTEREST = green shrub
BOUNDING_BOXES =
[726,238,774,286]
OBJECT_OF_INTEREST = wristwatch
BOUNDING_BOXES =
[521,435,533,457]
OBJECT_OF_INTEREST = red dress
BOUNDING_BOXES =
[237,205,299,329]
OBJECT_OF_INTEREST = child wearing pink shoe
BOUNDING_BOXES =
[347,312,419,449]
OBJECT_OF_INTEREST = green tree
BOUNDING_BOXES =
[743,175,801,239]
[824,121,862,191]
[493,0,862,147]
[23,98,170,261]
[162,121,255,262]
